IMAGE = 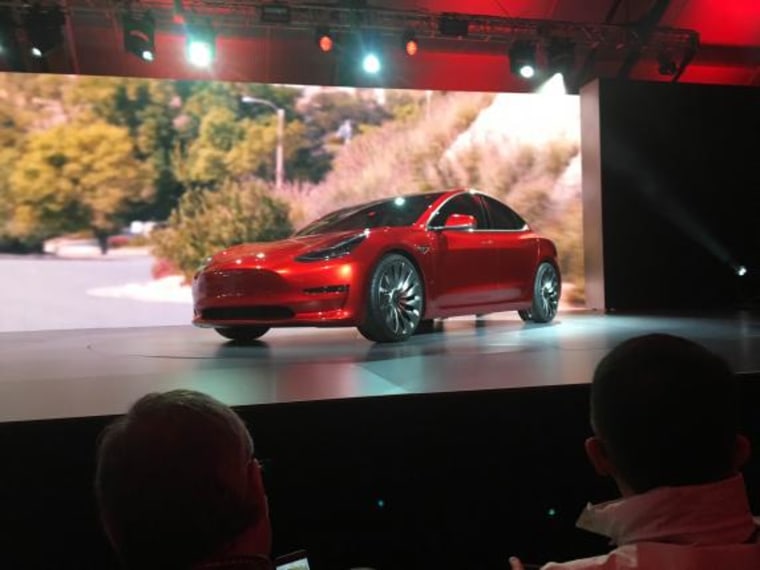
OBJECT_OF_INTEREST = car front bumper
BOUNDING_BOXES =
[192,259,365,328]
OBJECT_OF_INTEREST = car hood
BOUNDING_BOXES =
[206,231,363,269]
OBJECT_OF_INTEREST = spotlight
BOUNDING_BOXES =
[0,7,17,57]
[519,64,535,78]
[172,0,186,24]
[123,11,155,62]
[736,265,748,277]
[403,30,418,56]
[316,28,333,53]
[362,52,381,74]
[185,20,215,68]
[24,5,65,58]
[509,41,536,79]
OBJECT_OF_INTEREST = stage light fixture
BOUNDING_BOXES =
[24,5,65,58]
[403,30,418,56]
[438,14,469,38]
[509,40,537,79]
[260,2,291,24]
[172,0,186,24]
[657,51,677,75]
[123,11,155,62]
[0,8,16,56]
[546,38,575,76]
[185,20,215,68]
[316,28,333,52]
[736,265,748,277]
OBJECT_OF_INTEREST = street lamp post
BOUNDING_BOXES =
[241,95,285,190]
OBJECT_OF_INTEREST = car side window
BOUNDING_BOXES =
[429,194,488,229]
[480,195,527,230]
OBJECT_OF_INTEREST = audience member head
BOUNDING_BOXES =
[95,389,270,570]
[585,333,750,495]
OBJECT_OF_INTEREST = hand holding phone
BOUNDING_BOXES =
[274,550,310,570]
[509,556,542,570]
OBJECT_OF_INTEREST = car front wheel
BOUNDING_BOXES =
[518,262,560,323]
[358,254,424,343]
[215,326,270,342]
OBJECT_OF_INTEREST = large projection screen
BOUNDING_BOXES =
[0,74,583,332]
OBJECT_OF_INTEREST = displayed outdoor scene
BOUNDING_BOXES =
[0,72,583,332]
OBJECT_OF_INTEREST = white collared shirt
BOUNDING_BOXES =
[541,474,760,569]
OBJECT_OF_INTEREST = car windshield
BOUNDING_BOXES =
[295,193,444,236]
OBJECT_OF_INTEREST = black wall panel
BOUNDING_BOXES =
[583,79,760,311]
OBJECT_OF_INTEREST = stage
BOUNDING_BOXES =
[2,309,759,423]
[3,309,760,569]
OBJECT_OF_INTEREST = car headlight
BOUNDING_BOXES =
[295,232,367,262]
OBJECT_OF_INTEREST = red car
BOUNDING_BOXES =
[192,189,561,342]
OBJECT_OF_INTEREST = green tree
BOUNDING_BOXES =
[0,101,25,248]
[178,107,244,186]
[227,116,311,182]
[151,178,292,279]
[8,121,154,250]
[68,77,183,220]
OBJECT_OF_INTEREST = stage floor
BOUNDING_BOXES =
[1,309,759,423]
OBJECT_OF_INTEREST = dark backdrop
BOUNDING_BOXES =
[2,378,760,570]
[583,79,760,311]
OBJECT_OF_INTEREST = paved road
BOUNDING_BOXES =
[0,254,191,332]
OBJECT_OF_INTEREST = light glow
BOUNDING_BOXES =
[362,53,381,74]
[187,40,213,67]
[318,34,333,52]
[519,64,535,79]
[538,73,567,96]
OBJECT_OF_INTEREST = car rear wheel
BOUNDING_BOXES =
[518,262,560,323]
[215,326,270,342]
[358,254,424,343]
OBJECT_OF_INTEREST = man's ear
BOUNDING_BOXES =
[585,436,614,476]
[732,434,751,472]
[247,458,269,516]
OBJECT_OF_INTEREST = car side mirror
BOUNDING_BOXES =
[442,213,476,231]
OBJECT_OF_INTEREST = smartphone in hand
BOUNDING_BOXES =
[274,550,310,570]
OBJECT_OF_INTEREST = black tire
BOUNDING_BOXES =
[519,262,561,323]
[215,326,270,342]
[357,254,424,343]
[414,319,436,335]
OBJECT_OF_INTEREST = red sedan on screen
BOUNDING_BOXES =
[192,189,561,343]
